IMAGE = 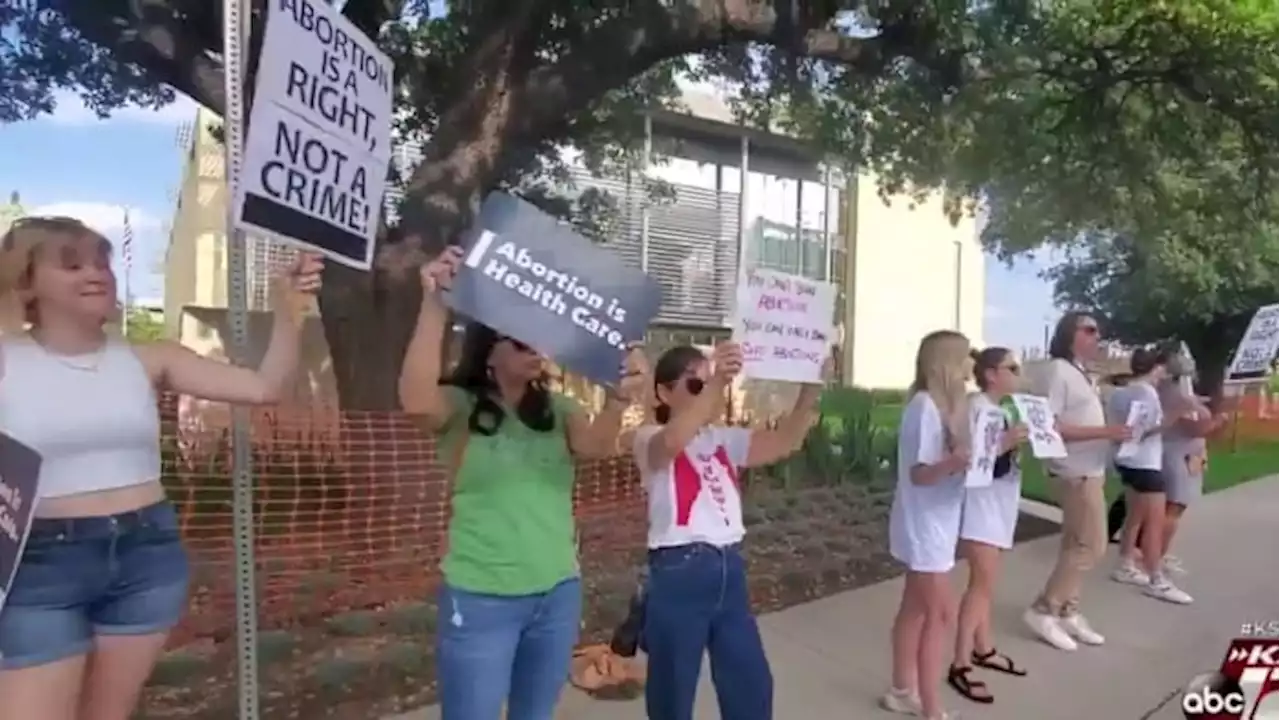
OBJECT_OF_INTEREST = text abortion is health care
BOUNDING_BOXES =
[466,232,633,350]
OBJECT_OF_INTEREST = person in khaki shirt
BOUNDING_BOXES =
[1022,312,1133,652]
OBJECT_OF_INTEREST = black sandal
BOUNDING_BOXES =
[947,665,994,704]
[972,648,1028,677]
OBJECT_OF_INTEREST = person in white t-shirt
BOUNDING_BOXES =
[881,330,973,720]
[632,342,822,720]
[947,347,1029,705]
[1106,346,1195,605]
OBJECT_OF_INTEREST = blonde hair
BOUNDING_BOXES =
[909,330,972,451]
[0,216,112,333]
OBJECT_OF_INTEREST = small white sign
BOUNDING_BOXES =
[1116,401,1157,460]
[233,0,394,270]
[965,404,1007,488]
[1010,394,1067,459]
[730,268,836,384]
[1224,303,1279,384]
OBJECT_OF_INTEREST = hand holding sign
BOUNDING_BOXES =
[712,342,744,383]
[271,252,325,321]
[421,246,465,296]
[608,345,650,403]
[1002,423,1029,451]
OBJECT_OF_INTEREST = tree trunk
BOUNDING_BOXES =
[318,8,537,410]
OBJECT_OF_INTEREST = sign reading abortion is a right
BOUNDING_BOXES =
[234,0,394,270]
[446,193,664,386]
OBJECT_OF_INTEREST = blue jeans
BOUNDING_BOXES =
[0,501,190,670]
[436,577,581,720]
[644,543,772,720]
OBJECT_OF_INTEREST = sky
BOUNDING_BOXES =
[0,92,1059,352]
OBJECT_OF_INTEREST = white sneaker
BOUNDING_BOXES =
[1023,608,1078,651]
[1162,554,1187,576]
[1060,613,1106,646]
[1145,576,1194,605]
[879,687,922,715]
[1111,561,1150,586]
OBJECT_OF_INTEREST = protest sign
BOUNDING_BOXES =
[0,433,42,618]
[234,0,394,270]
[1116,400,1157,461]
[1010,394,1067,459]
[446,193,664,386]
[1224,303,1279,384]
[730,268,836,384]
[965,402,1007,488]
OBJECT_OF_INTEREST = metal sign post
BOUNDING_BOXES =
[222,0,262,717]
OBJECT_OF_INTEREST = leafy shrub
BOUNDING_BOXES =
[746,387,898,489]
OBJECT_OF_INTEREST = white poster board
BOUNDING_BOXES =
[1224,303,1279,384]
[233,0,394,270]
[730,268,836,384]
[965,404,1007,488]
[1115,400,1157,460]
[1010,394,1067,459]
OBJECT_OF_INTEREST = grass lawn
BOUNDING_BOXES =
[1018,440,1279,505]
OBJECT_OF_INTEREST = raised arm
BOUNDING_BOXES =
[644,343,740,473]
[565,346,649,460]
[398,247,464,432]
[136,254,322,405]
[743,374,825,468]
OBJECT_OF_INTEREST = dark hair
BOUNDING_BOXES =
[1129,344,1176,377]
[652,345,707,424]
[969,346,1012,391]
[442,322,554,435]
[1048,311,1094,361]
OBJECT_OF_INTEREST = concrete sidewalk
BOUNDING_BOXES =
[388,477,1278,720]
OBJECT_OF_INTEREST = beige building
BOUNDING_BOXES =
[165,92,983,404]
[164,109,334,404]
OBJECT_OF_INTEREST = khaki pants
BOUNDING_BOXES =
[1033,474,1108,616]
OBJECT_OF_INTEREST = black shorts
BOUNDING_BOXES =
[1117,465,1165,494]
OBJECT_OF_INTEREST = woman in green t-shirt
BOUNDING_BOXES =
[398,246,646,720]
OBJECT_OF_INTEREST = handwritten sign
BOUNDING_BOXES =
[0,433,42,618]
[1225,303,1279,384]
[1010,394,1066,459]
[965,404,1006,488]
[1115,401,1156,461]
[730,268,836,383]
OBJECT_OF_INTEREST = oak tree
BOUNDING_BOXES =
[4,0,1275,408]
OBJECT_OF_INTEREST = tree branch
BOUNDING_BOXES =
[61,0,406,118]
[507,0,913,143]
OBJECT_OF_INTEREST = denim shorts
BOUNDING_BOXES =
[0,501,190,670]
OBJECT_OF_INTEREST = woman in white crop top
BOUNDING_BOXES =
[631,342,823,720]
[0,216,320,720]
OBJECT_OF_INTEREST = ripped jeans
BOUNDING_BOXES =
[435,578,581,720]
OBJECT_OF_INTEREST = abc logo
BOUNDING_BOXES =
[1182,672,1245,718]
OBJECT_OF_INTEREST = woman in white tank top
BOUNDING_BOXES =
[0,216,320,720]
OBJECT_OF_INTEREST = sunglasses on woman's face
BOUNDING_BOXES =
[664,375,705,395]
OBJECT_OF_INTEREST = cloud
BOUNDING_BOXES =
[28,202,164,238]
[43,91,202,128]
